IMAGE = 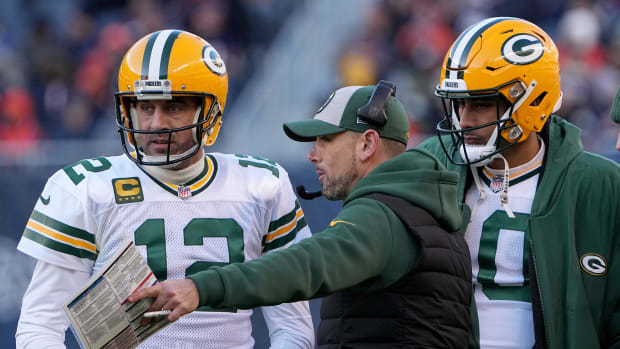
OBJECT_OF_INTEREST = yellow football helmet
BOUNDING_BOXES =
[115,29,228,166]
[435,17,562,166]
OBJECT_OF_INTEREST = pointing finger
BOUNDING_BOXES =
[127,283,162,303]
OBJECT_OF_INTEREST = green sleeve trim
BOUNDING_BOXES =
[23,228,97,261]
[268,200,301,232]
[262,218,307,253]
[30,210,95,244]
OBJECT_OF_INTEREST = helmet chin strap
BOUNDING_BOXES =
[129,106,205,168]
[455,105,500,167]
[459,127,499,167]
[458,80,538,167]
[451,100,500,167]
[140,145,202,169]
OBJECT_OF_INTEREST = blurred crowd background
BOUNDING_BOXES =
[339,0,620,153]
[0,0,618,159]
[0,0,299,156]
[1,0,619,347]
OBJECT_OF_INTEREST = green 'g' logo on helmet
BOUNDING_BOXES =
[202,45,227,76]
[501,33,544,65]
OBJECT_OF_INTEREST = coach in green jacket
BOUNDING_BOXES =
[129,81,472,348]
[422,16,620,348]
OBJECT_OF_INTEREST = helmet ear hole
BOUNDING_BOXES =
[530,92,547,107]
[204,114,222,146]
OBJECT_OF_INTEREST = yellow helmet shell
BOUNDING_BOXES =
[116,29,228,148]
[437,17,561,142]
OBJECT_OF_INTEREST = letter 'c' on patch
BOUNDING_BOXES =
[580,253,607,276]
[113,177,144,204]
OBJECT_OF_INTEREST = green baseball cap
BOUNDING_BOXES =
[283,85,410,144]
[611,87,620,123]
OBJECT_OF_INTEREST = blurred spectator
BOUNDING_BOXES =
[184,0,252,100]
[339,47,378,86]
[0,0,297,148]
[0,87,43,156]
[126,0,165,35]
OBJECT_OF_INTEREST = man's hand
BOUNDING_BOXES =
[127,279,200,322]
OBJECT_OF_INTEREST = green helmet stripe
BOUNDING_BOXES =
[141,31,161,80]
[447,17,513,80]
[159,30,182,79]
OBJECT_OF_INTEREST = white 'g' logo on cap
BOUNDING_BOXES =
[202,45,227,76]
[580,253,607,275]
[501,33,544,65]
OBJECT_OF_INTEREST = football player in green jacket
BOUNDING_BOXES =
[419,17,620,348]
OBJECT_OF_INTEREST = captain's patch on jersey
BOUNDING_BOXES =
[580,253,607,276]
[112,177,144,204]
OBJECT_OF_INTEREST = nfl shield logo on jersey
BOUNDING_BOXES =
[491,176,503,193]
[177,185,192,200]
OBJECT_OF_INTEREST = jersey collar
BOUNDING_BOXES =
[140,154,218,197]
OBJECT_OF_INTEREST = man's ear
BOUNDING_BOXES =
[359,129,380,162]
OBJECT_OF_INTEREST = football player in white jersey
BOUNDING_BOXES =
[420,17,620,348]
[15,30,314,349]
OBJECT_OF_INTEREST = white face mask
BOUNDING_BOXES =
[455,107,503,168]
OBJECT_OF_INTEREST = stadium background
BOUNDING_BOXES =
[0,0,619,347]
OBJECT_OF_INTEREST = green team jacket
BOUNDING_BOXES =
[419,115,620,348]
[188,149,463,310]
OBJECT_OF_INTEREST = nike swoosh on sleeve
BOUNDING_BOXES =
[39,195,50,205]
[329,220,356,227]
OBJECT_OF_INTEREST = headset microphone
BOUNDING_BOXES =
[296,185,322,200]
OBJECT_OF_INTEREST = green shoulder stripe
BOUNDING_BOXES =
[30,210,95,244]
[23,228,97,261]
[263,217,307,253]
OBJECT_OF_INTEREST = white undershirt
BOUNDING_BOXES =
[140,151,206,185]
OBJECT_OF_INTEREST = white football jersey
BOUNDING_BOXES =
[18,153,312,348]
[465,142,545,349]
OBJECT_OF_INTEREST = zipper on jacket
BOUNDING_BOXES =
[529,239,549,348]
